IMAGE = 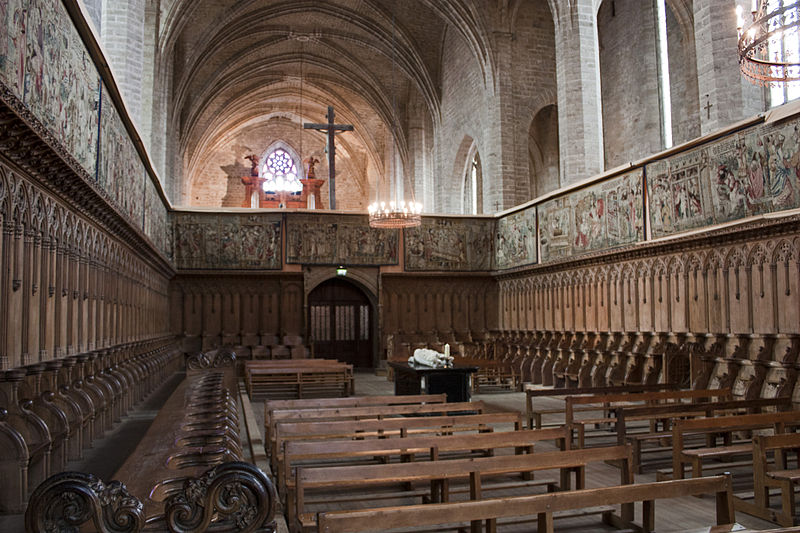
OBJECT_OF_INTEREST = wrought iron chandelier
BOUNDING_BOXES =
[737,0,800,85]
[368,200,422,228]
[368,5,422,229]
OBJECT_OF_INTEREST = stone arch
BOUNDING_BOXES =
[453,135,481,214]
[528,104,560,198]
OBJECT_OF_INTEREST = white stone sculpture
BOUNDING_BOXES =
[409,347,454,368]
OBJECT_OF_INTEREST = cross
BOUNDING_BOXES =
[304,106,353,210]
[704,95,713,120]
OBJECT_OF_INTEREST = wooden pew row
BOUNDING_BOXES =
[244,359,354,399]
[272,412,523,474]
[563,388,732,431]
[315,474,736,533]
[609,397,793,473]
[293,444,635,533]
[266,400,487,454]
[115,367,243,517]
[264,393,447,438]
[525,382,681,429]
[736,432,800,527]
[0,337,181,514]
[279,426,571,501]
[664,410,800,482]
[452,356,519,392]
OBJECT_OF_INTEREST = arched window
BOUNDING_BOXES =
[463,152,482,214]
[764,2,800,107]
[261,147,302,194]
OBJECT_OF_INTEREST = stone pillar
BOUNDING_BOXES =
[101,0,145,125]
[407,105,432,211]
[693,0,764,135]
[553,0,605,185]
[487,29,519,212]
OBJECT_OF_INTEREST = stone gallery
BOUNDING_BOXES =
[2,0,800,532]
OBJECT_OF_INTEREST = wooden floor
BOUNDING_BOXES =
[254,370,783,533]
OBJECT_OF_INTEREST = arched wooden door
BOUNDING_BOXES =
[308,278,373,368]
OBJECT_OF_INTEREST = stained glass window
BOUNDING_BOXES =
[262,148,302,193]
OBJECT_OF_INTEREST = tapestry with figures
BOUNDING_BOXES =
[98,84,145,227]
[496,205,537,270]
[286,213,398,265]
[144,178,170,258]
[647,117,800,238]
[0,0,101,175]
[404,216,494,271]
[173,213,282,270]
[539,169,644,263]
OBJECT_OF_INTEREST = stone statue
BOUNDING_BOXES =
[245,154,259,176]
[306,157,319,179]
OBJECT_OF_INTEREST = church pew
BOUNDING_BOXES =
[315,474,736,533]
[244,359,354,399]
[280,426,570,501]
[272,412,523,474]
[114,367,242,517]
[668,410,800,481]
[264,392,447,428]
[525,382,680,429]
[25,461,278,533]
[452,356,519,392]
[0,369,51,513]
[266,400,487,453]
[0,337,181,514]
[292,444,635,533]
[609,397,793,473]
[735,432,800,527]
[563,388,732,445]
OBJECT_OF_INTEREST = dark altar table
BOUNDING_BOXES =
[388,361,479,403]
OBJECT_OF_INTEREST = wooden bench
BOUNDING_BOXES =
[453,356,519,392]
[611,397,793,473]
[114,367,241,517]
[525,383,681,429]
[265,393,446,442]
[294,444,635,532]
[280,426,570,499]
[735,432,800,526]
[266,400,487,453]
[562,388,732,448]
[272,412,523,473]
[245,360,354,399]
[668,410,800,482]
[315,473,736,533]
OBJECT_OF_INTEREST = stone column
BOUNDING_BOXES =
[101,0,146,125]
[553,0,605,185]
[693,0,764,135]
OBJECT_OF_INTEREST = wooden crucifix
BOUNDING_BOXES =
[304,106,353,210]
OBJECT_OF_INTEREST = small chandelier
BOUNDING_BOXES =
[737,0,800,85]
[368,200,422,228]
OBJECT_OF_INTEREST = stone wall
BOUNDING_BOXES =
[598,0,662,168]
